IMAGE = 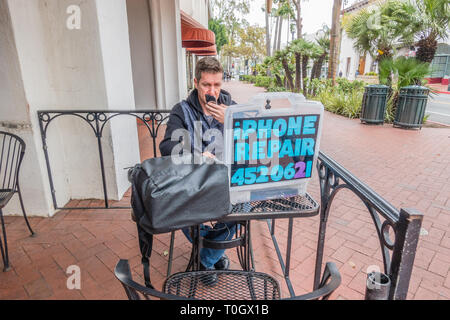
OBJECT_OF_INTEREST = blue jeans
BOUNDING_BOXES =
[182,222,237,268]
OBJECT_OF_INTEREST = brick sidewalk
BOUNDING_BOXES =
[1,80,449,300]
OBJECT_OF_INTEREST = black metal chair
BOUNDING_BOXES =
[0,131,35,271]
[115,259,341,300]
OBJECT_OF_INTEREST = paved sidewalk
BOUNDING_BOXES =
[0,80,449,300]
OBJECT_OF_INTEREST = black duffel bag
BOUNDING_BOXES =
[127,155,231,288]
[128,155,231,235]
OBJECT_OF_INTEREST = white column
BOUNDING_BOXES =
[96,0,141,198]
[149,0,187,109]
[126,0,157,110]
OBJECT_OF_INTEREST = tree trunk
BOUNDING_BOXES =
[295,52,301,92]
[277,17,283,51]
[275,74,283,87]
[293,0,302,39]
[314,54,326,79]
[310,62,317,95]
[328,0,342,85]
[302,55,309,94]
[287,16,290,46]
[273,16,279,54]
[282,58,294,91]
[310,54,326,95]
[265,7,271,56]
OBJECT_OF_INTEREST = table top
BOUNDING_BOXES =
[220,193,320,222]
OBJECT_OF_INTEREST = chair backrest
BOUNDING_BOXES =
[0,131,26,193]
[115,259,341,300]
[114,259,191,300]
[283,262,342,300]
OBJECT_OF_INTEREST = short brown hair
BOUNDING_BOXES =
[195,57,223,81]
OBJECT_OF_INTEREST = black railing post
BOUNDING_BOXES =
[388,208,423,300]
[314,163,332,290]
[94,113,109,208]
[37,114,58,210]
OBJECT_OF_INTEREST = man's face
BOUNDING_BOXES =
[194,72,223,106]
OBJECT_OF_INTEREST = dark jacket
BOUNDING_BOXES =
[159,89,236,158]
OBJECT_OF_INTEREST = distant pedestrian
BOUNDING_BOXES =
[339,71,343,78]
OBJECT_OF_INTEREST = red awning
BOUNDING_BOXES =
[182,27,215,48]
[181,10,215,48]
[187,45,217,56]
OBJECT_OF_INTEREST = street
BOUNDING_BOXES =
[426,93,450,125]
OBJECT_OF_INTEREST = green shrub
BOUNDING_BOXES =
[254,76,273,88]
[335,78,366,94]
[267,86,288,92]
[240,75,256,83]
[316,89,364,119]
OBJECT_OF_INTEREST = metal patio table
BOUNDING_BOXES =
[187,193,319,298]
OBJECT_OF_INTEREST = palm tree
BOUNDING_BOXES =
[345,0,413,82]
[379,57,431,120]
[289,38,315,93]
[311,25,331,80]
[328,0,342,84]
[274,49,295,90]
[264,56,285,86]
[404,0,450,63]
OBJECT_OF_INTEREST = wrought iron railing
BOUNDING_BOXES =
[37,109,423,299]
[37,110,170,209]
[314,152,422,300]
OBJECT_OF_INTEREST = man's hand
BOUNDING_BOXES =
[205,102,228,124]
[202,151,215,159]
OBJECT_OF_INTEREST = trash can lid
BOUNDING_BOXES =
[400,85,430,91]
[366,84,390,88]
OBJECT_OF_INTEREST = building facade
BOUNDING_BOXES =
[337,0,449,83]
[338,0,379,80]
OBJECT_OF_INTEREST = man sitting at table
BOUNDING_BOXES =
[159,57,237,279]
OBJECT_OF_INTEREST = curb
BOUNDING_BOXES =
[424,120,450,128]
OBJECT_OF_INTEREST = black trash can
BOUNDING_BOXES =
[394,85,430,129]
[360,84,389,124]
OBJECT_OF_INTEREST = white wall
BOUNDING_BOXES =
[0,1,52,215]
[339,1,380,80]
[338,31,359,79]
[3,0,139,216]
[180,0,209,28]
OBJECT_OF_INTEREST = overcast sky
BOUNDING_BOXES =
[244,0,360,44]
